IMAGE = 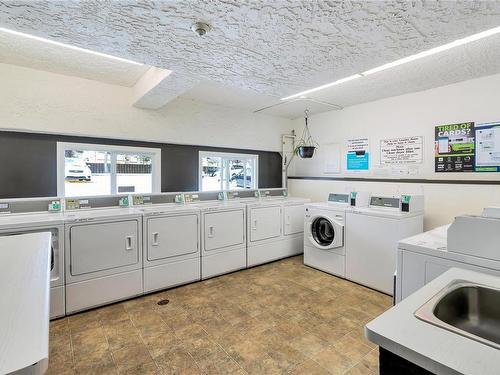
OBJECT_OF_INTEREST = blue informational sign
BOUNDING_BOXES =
[475,122,500,172]
[347,151,369,171]
[346,137,370,171]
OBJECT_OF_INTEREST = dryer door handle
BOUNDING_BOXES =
[152,232,159,246]
[125,236,134,251]
[252,219,257,230]
[208,226,215,238]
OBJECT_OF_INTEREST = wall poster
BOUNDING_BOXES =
[346,138,369,171]
[475,122,500,172]
[435,122,475,172]
[380,136,423,165]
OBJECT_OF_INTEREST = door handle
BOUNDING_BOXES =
[286,215,291,225]
[126,236,134,250]
[208,226,215,238]
[252,219,257,230]
[152,232,159,246]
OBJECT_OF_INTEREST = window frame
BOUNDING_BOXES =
[57,142,161,197]
[199,151,259,192]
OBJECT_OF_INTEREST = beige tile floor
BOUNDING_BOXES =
[48,256,391,375]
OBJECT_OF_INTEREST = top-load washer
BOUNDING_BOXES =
[132,193,201,293]
[64,195,143,314]
[245,188,310,267]
[303,191,370,277]
[346,194,424,294]
[0,197,65,319]
[185,192,247,279]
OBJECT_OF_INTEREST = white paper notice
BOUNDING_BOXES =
[323,143,341,174]
[380,136,423,165]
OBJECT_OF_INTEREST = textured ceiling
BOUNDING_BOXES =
[1,1,500,117]
[0,28,149,87]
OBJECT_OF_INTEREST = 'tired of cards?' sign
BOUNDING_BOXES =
[380,136,423,165]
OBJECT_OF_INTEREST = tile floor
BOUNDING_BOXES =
[48,256,392,374]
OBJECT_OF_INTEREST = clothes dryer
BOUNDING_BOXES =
[0,197,65,319]
[64,195,143,314]
[185,192,246,279]
[133,193,201,293]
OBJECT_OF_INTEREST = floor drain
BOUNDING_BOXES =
[157,299,170,306]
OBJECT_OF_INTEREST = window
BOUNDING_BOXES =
[57,142,161,197]
[199,151,258,191]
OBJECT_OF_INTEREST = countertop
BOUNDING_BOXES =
[365,267,500,375]
[0,232,51,374]
[398,225,500,271]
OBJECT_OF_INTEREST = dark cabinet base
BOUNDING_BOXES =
[380,347,435,375]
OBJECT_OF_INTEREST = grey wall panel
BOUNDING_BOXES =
[0,131,282,198]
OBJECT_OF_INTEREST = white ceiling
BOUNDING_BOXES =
[0,28,149,87]
[1,1,500,118]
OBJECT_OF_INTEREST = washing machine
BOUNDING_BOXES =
[185,192,246,279]
[346,195,424,294]
[0,197,66,319]
[303,191,371,277]
[64,195,143,314]
[304,204,346,277]
[133,193,201,293]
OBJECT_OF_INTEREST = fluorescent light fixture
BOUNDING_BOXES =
[0,27,143,66]
[280,74,361,101]
[281,25,500,101]
[363,25,500,76]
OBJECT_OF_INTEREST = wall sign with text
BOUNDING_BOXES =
[346,138,369,172]
[380,136,423,165]
[475,122,500,172]
[435,122,475,173]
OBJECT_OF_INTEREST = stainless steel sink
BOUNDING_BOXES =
[415,279,500,350]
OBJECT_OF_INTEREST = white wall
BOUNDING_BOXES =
[289,73,500,230]
[0,63,292,152]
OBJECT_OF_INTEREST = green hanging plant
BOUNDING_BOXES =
[294,109,319,158]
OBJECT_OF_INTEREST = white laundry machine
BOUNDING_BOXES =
[133,193,201,293]
[304,204,346,277]
[346,194,424,295]
[245,189,310,267]
[0,197,66,319]
[64,195,143,314]
[185,192,246,279]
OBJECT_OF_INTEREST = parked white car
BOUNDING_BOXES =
[65,160,92,181]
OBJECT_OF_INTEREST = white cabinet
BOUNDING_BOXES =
[283,204,304,236]
[203,209,245,251]
[69,220,139,276]
[249,205,281,242]
[147,214,198,261]
[398,250,500,302]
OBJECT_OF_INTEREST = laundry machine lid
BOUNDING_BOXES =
[307,215,343,250]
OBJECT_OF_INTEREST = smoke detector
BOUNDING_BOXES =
[191,22,212,37]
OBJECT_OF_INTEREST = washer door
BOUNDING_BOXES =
[308,216,343,250]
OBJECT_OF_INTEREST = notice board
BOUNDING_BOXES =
[380,136,423,165]
[435,122,475,172]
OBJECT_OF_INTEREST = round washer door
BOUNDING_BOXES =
[307,216,343,250]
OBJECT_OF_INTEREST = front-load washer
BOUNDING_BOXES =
[64,196,143,314]
[0,197,66,319]
[185,192,246,279]
[346,194,424,294]
[304,204,346,277]
[134,193,201,293]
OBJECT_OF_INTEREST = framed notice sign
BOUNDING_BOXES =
[435,122,475,172]
[380,136,423,165]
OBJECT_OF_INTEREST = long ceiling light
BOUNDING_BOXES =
[280,74,361,101]
[281,25,500,101]
[0,27,143,66]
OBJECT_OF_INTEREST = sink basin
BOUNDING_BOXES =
[415,279,500,350]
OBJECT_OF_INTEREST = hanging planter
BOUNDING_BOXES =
[294,109,319,158]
